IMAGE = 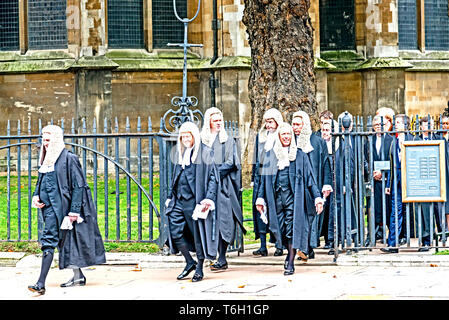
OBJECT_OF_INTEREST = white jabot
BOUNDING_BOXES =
[376,136,381,155]
[181,147,193,169]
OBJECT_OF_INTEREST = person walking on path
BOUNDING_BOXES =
[28,125,106,295]
[165,121,219,282]
[200,107,246,272]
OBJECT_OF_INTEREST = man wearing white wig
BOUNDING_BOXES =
[200,108,246,271]
[255,122,324,275]
[251,108,285,257]
[28,125,105,295]
[165,121,219,282]
[292,111,332,259]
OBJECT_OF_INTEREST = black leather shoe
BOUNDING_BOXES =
[324,243,332,249]
[274,248,283,256]
[418,246,430,252]
[380,247,398,253]
[60,277,86,288]
[28,283,45,295]
[210,261,228,271]
[252,249,268,256]
[191,273,204,282]
[284,267,295,276]
[177,262,197,280]
[308,249,315,260]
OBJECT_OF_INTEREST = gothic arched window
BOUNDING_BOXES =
[152,0,186,49]
[28,0,67,50]
[398,0,418,50]
[425,0,449,50]
[108,0,145,49]
[0,0,20,51]
[319,0,355,51]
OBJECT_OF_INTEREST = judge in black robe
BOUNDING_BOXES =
[165,121,219,282]
[256,123,323,275]
[28,125,106,295]
[440,115,449,233]
[321,120,356,253]
[251,108,284,256]
[292,111,332,259]
[363,115,393,244]
[383,115,413,253]
[200,107,246,271]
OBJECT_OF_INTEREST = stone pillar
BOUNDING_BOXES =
[75,69,113,128]
[72,0,111,131]
[80,0,106,56]
[364,0,399,58]
[359,0,409,116]
[309,0,320,58]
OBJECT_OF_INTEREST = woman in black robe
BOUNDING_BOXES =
[28,125,106,295]
[165,121,219,282]
[255,123,323,275]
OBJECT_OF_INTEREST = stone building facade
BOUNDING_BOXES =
[1,0,449,137]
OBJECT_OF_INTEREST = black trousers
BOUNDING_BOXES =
[168,197,206,260]
[40,206,60,251]
[275,189,294,247]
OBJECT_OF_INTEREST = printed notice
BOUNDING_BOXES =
[405,146,441,198]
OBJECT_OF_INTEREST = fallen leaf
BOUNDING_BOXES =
[238,285,246,288]
[131,265,142,272]
[333,275,337,278]
[430,264,438,267]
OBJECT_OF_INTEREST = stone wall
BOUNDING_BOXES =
[405,71,449,116]
[2,0,449,137]
[0,72,75,131]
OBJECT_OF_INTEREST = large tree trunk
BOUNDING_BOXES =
[241,0,317,186]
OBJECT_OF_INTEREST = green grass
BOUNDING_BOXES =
[0,174,256,253]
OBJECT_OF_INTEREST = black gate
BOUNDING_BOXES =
[330,112,449,259]
[0,116,244,253]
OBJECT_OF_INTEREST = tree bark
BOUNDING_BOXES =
[241,0,317,185]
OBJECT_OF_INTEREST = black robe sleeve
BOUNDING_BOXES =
[33,173,43,197]
[304,154,321,200]
[320,139,333,187]
[68,155,86,217]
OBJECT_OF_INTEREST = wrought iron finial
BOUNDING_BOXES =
[342,111,352,131]
[161,0,203,133]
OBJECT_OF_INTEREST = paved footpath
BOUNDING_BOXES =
[2,244,449,301]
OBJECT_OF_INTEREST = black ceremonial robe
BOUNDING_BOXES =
[166,143,219,260]
[251,133,269,239]
[211,136,246,245]
[33,148,106,269]
[304,134,332,249]
[257,149,321,253]
[364,133,393,229]
[329,138,356,245]
[441,134,449,215]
